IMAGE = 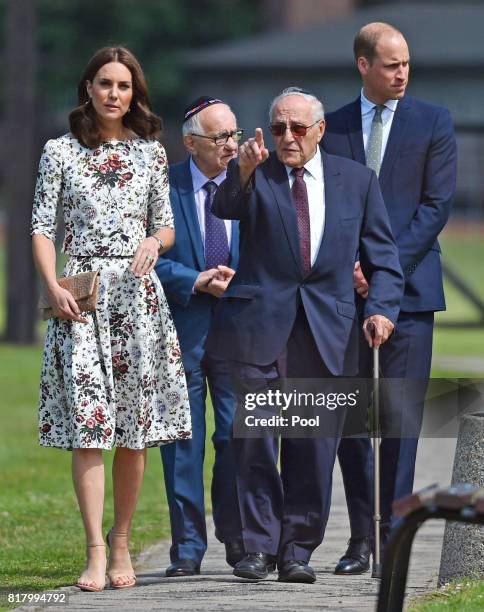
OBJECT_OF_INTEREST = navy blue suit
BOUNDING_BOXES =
[323,95,457,539]
[206,151,403,563]
[155,158,241,565]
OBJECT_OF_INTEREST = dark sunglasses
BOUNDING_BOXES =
[268,120,321,137]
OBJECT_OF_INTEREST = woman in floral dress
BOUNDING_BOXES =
[31,47,191,592]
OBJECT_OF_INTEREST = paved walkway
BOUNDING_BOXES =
[20,437,457,612]
[432,355,484,375]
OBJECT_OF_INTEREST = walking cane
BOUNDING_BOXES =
[368,321,382,579]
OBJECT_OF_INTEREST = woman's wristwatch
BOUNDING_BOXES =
[150,235,164,253]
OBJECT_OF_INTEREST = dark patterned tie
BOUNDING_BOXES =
[291,167,311,275]
[203,181,230,270]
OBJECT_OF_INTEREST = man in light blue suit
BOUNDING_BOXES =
[323,22,457,574]
[155,97,244,577]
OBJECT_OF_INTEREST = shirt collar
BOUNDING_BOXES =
[360,88,399,116]
[285,145,323,181]
[190,156,227,193]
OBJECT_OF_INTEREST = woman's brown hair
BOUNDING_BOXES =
[69,46,162,148]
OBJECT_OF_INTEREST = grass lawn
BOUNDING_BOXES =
[408,579,484,611]
[432,231,484,373]
[436,231,484,326]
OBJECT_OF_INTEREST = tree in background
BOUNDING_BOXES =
[37,0,263,139]
[4,0,37,343]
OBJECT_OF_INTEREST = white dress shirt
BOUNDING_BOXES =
[190,157,232,248]
[360,89,399,163]
[285,146,325,266]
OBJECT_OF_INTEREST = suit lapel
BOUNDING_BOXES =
[378,96,411,190]
[310,152,342,272]
[175,159,205,270]
[264,153,302,272]
[345,98,365,165]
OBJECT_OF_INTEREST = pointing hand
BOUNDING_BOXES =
[238,128,269,187]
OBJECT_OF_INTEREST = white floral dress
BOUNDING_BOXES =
[31,133,191,450]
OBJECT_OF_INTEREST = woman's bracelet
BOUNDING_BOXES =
[150,235,164,253]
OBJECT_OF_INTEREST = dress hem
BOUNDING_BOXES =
[39,432,192,451]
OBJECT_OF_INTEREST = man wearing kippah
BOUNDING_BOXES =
[155,97,245,576]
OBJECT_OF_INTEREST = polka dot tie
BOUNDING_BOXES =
[291,167,311,276]
[366,104,385,176]
[203,181,230,270]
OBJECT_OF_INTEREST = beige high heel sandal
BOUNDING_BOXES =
[75,543,106,592]
[106,528,136,589]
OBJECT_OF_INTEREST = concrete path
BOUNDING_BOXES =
[432,355,484,375]
[21,437,457,612]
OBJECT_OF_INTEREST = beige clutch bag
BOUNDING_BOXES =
[39,271,99,320]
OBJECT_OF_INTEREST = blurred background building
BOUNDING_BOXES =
[0,0,483,341]
[183,0,484,218]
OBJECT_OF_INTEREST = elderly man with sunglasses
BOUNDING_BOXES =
[205,87,403,583]
[155,96,245,577]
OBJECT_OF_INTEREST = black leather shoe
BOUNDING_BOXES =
[225,539,245,568]
[233,553,277,580]
[165,559,200,577]
[278,560,316,583]
[334,537,371,575]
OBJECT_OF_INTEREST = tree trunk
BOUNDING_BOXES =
[4,0,37,343]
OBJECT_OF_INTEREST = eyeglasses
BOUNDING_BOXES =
[190,129,244,146]
[268,120,322,137]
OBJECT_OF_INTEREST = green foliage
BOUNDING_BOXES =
[35,0,263,122]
